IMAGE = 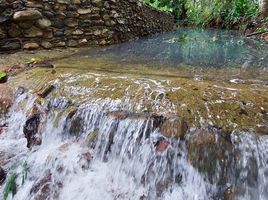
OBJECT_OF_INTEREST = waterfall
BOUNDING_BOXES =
[0,88,267,200]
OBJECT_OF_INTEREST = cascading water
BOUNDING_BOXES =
[0,87,268,200]
[1,28,268,200]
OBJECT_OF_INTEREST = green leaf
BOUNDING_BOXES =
[3,174,17,200]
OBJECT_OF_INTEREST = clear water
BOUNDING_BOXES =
[76,28,268,69]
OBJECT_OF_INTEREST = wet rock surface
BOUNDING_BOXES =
[0,84,12,114]
[0,166,6,185]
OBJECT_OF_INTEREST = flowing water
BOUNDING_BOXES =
[0,29,268,200]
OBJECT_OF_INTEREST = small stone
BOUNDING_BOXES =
[65,18,78,27]
[13,9,42,21]
[23,42,39,50]
[103,14,110,21]
[77,8,91,14]
[0,28,6,39]
[37,84,55,98]
[54,31,64,37]
[42,30,53,39]
[0,16,9,24]
[23,26,43,37]
[92,0,102,7]
[53,18,65,28]
[36,18,51,29]
[78,38,87,45]
[72,29,83,35]
[67,39,78,47]
[72,0,81,4]
[33,61,54,69]
[8,24,21,37]
[0,40,21,51]
[18,21,33,29]
[41,41,52,49]
[93,29,102,36]
[43,11,54,19]
[55,41,66,47]
[57,0,71,4]
[265,35,268,43]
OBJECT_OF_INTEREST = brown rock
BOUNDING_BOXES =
[72,29,83,35]
[23,26,43,38]
[23,42,39,50]
[8,24,21,37]
[37,84,55,98]
[0,28,6,39]
[65,19,78,27]
[160,117,188,139]
[18,21,33,29]
[41,41,53,49]
[67,39,78,47]
[0,84,12,114]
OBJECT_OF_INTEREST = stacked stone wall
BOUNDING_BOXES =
[0,0,174,52]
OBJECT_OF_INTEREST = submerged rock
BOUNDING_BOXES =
[23,111,42,148]
[30,169,52,200]
[0,166,6,185]
[37,84,55,98]
[160,117,188,139]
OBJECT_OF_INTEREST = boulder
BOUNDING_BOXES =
[13,9,42,21]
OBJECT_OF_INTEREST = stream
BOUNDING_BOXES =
[0,28,268,200]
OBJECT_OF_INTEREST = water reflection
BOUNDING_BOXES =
[79,28,268,70]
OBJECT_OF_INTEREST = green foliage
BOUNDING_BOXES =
[0,71,7,79]
[3,161,29,200]
[144,0,260,28]
[21,162,28,186]
[3,174,17,200]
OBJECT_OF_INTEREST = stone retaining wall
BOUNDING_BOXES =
[0,0,174,52]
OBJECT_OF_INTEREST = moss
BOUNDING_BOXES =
[6,53,268,136]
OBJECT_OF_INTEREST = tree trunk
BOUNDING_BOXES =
[260,0,268,17]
